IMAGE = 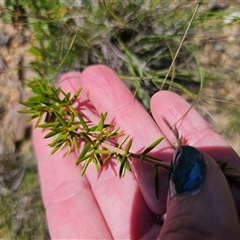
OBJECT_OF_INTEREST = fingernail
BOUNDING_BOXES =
[169,146,207,198]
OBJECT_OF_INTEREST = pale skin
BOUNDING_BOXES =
[33,65,240,239]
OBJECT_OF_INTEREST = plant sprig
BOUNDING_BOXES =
[19,80,240,198]
[19,79,169,176]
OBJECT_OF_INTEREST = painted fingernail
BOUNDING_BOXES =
[169,146,207,198]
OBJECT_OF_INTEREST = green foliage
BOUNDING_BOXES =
[4,0,208,109]
[0,153,48,239]
[142,137,165,155]
[19,80,167,180]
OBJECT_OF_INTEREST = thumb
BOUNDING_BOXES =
[160,146,240,239]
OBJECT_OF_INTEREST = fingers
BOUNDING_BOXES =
[160,146,240,239]
[33,126,113,239]
[79,65,172,215]
[151,91,240,216]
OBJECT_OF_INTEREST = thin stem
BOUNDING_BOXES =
[85,131,240,179]
[159,2,201,90]
[129,153,171,170]
[101,138,240,179]
[102,140,170,170]
[101,141,125,155]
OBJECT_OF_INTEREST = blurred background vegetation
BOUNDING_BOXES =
[0,0,240,238]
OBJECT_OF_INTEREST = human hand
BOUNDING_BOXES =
[33,65,240,239]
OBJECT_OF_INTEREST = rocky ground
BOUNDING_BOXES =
[193,2,240,153]
[0,2,48,238]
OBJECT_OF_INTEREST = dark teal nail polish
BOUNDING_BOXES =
[169,146,207,198]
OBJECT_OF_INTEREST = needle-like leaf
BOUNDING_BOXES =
[70,88,82,103]
[71,135,78,149]
[77,142,92,165]
[95,149,111,154]
[118,135,130,149]
[119,154,127,178]
[54,111,67,127]
[94,152,103,167]
[96,113,107,131]
[48,133,66,147]
[142,137,164,155]
[51,143,63,155]
[34,114,43,127]
[81,132,93,144]
[69,105,89,132]
[81,156,93,176]
[44,130,60,138]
